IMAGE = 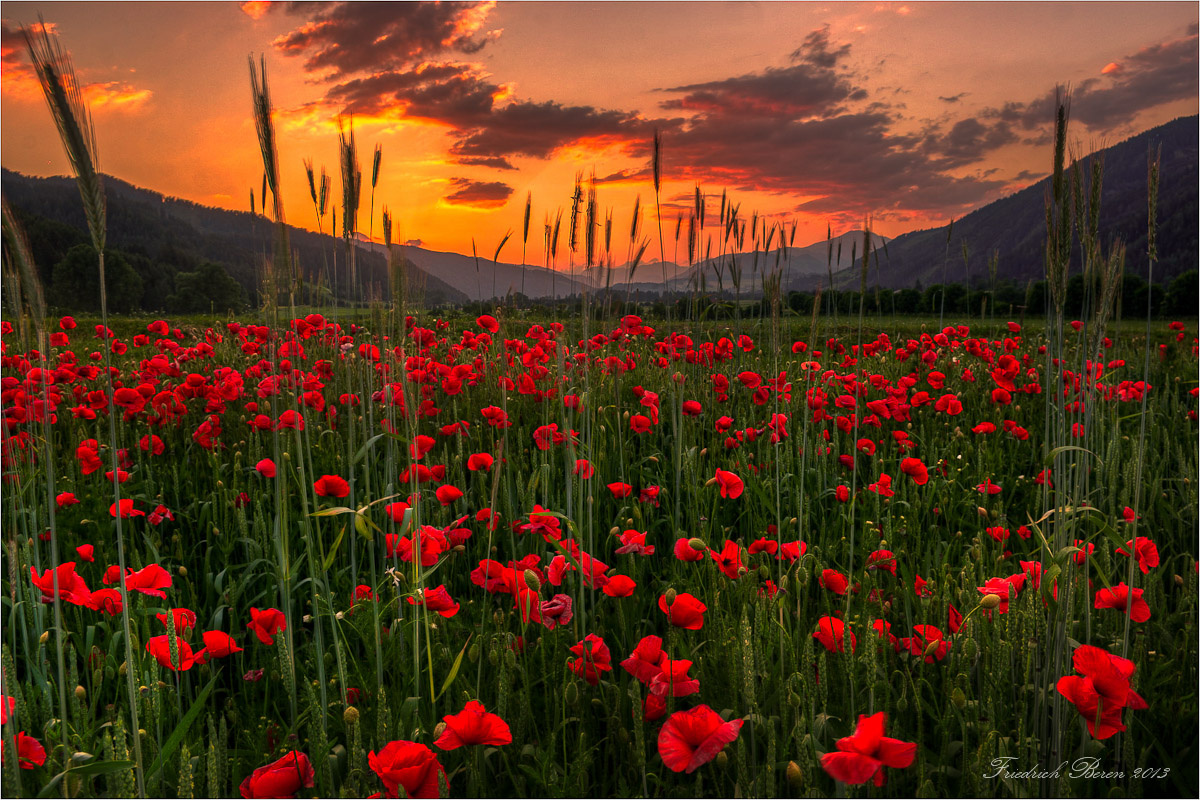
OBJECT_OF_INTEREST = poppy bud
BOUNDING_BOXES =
[39,631,49,645]
[664,588,677,605]
[895,696,907,712]
[951,687,967,710]
[139,685,150,697]
[523,570,541,592]
[962,639,979,660]
[565,682,579,706]
[282,452,290,461]
[786,761,802,789]
[923,640,942,658]
[977,506,988,518]
[758,565,770,581]
[75,685,86,701]
[648,455,659,464]
[715,751,728,768]
[178,567,187,578]
[704,477,718,488]
[1175,574,1184,586]
[700,448,708,457]
[343,706,359,725]
[609,527,620,537]
[468,643,480,663]
[788,517,798,527]
[488,648,500,667]
[687,538,706,551]
[980,594,1001,610]
[452,545,465,553]
[119,661,128,676]
[216,480,224,489]
[433,722,447,740]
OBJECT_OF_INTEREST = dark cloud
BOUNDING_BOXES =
[405,238,424,247]
[938,92,967,104]
[444,178,512,208]
[662,24,863,119]
[984,25,1198,133]
[457,156,516,170]
[594,167,651,185]
[449,101,650,161]
[921,117,1018,168]
[273,1,498,79]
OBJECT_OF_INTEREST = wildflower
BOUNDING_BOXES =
[820,712,916,786]
[313,474,350,498]
[569,634,613,685]
[659,592,707,630]
[407,585,460,618]
[247,607,287,645]
[813,616,856,653]
[434,700,512,750]
[1094,583,1151,622]
[714,468,744,499]
[1115,537,1160,574]
[239,751,315,799]
[1056,645,1147,739]
[657,704,744,773]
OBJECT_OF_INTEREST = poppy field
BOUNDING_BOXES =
[1,302,1197,798]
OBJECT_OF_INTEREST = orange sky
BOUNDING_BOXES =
[2,1,1196,263]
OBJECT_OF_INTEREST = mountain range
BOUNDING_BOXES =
[2,115,1194,309]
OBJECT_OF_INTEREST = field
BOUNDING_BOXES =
[2,303,1197,798]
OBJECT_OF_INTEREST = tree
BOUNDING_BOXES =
[1166,270,1198,318]
[167,261,247,313]
[51,244,143,313]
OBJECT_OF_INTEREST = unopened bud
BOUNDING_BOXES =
[39,631,49,646]
[1175,574,1183,586]
[980,594,1001,610]
[343,706,359,725]
[523,569,541,592]
[433,722,447,740]
[951,687,967,710]
[924,640,941,658]
[715,750,729,768]
[74,685,86,701]
[664,588,677,605]
[786,761,803,789]
[565,682,579,706]
[687,538,706,551]
[609,527,621,537]
[178,566,188,577]
[704,477,718,488]
[977,506,989,518]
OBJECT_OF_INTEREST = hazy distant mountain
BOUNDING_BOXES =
[823,115,1198,291]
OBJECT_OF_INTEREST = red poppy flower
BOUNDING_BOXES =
[820,711,916,786]
[657,704,744,774]
[239,751,314,799]
[467,452,494,471]
[975,478,1002,495]
[901,625,950,663]
[476,314,499,333]
[435,485,463,506]
[777,541,805,562]
[125,564,172,599]
[948,603,964,634]
[607,482,633,499]
[820,569,850,595]
[658,592,707,630]
[1115,537,1159,574]
[568,633,613,685]
[156,608,197,634]
[714,468,744,499]
[30,562,92,606]
[1094,583,1151,622]
[199,630,243,660]
[630,414,653,433]
[256,458,276,478]
[2,732,46,770]
[934,394,962,415]
[109,499,145,518]
[602,574,637,597]
[649,659,701,698]
[87,588,123,615]
[146,634,196,671]
[1056,645,1148,739]
[313,474,350,498]
[622,635,668,684]
[899,457,928,485]
[56,492,80,508]
[407,585,460,618]
[683,400,702,416]
[872,619,899,652]
[573,459,594,479]
[673,537,705,562]
[433,700,512,750]
[247,607,287,645]
[865,549,896,576]
[385,501,411,524]
[708,540,744,579]
[813,616,856,653]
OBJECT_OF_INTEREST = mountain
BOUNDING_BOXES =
[1,169,470,308]
[824,115,1198,291]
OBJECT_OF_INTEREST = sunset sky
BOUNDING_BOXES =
[2,1,1196,263]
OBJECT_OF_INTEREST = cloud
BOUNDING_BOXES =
[985,25,1198,133]
[239,2,274,20]
[938,92,968,104]
[273,1,499,80]
[443,177,512,208]
[457,156,516,170]
[1,20,151,111]
[405,238,424,247]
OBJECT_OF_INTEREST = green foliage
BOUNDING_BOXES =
[167,261,248,314]
[50,243,143,313]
